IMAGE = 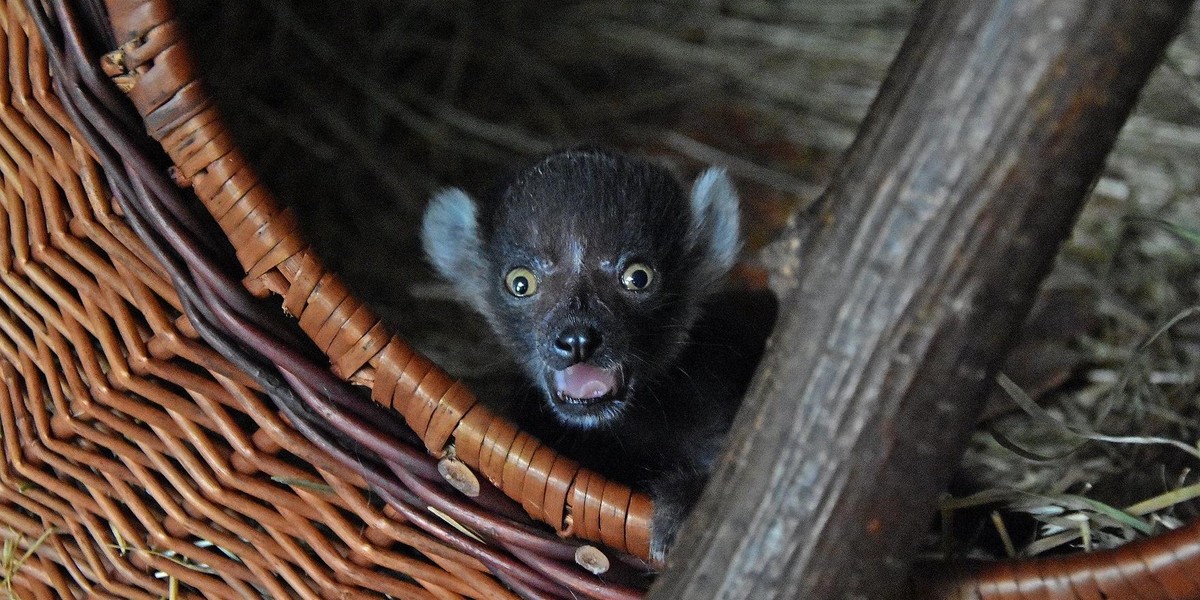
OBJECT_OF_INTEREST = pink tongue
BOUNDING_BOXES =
[553,364,616,399]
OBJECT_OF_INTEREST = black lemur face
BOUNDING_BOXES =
[422,149,739,430]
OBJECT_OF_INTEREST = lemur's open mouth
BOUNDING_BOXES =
[551,363,622,406]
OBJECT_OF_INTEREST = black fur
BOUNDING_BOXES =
[422,148,773,560]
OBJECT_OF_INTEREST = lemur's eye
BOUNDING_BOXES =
[621,263,654,291]
[505,267,538,297]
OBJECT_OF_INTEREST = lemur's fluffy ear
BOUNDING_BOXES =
[687,167,740,289]
[422,188,489,312]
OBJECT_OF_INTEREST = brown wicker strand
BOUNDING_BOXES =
[98,0,656,572]
[8,0,566,595]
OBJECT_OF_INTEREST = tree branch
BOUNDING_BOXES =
[649,0,1195,598]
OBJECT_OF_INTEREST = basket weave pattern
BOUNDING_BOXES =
[100,0,653,569]
[0,0,654,597]
[0,0,518,596]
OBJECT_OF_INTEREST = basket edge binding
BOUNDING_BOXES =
[3,0,520,597]
[14,0,667,597]
[96,0,656,565]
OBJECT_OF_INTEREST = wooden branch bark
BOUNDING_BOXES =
[649,1,1195,599]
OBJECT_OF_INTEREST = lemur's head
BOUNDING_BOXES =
[422,149,739,429]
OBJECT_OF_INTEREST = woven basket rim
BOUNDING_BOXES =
[28,0,656,596]
[19,0,1200,598]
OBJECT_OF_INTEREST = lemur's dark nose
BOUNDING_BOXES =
[554,327,601,363]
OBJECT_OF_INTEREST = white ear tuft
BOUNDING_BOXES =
[689,167,741,288]
[421,188,489,310]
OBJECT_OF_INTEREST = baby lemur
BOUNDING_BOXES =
[421,148,772,560]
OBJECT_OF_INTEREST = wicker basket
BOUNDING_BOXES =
[2,0,1199,598]
[2,0,653,597]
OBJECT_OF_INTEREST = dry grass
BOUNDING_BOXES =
[2,528,56,600]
